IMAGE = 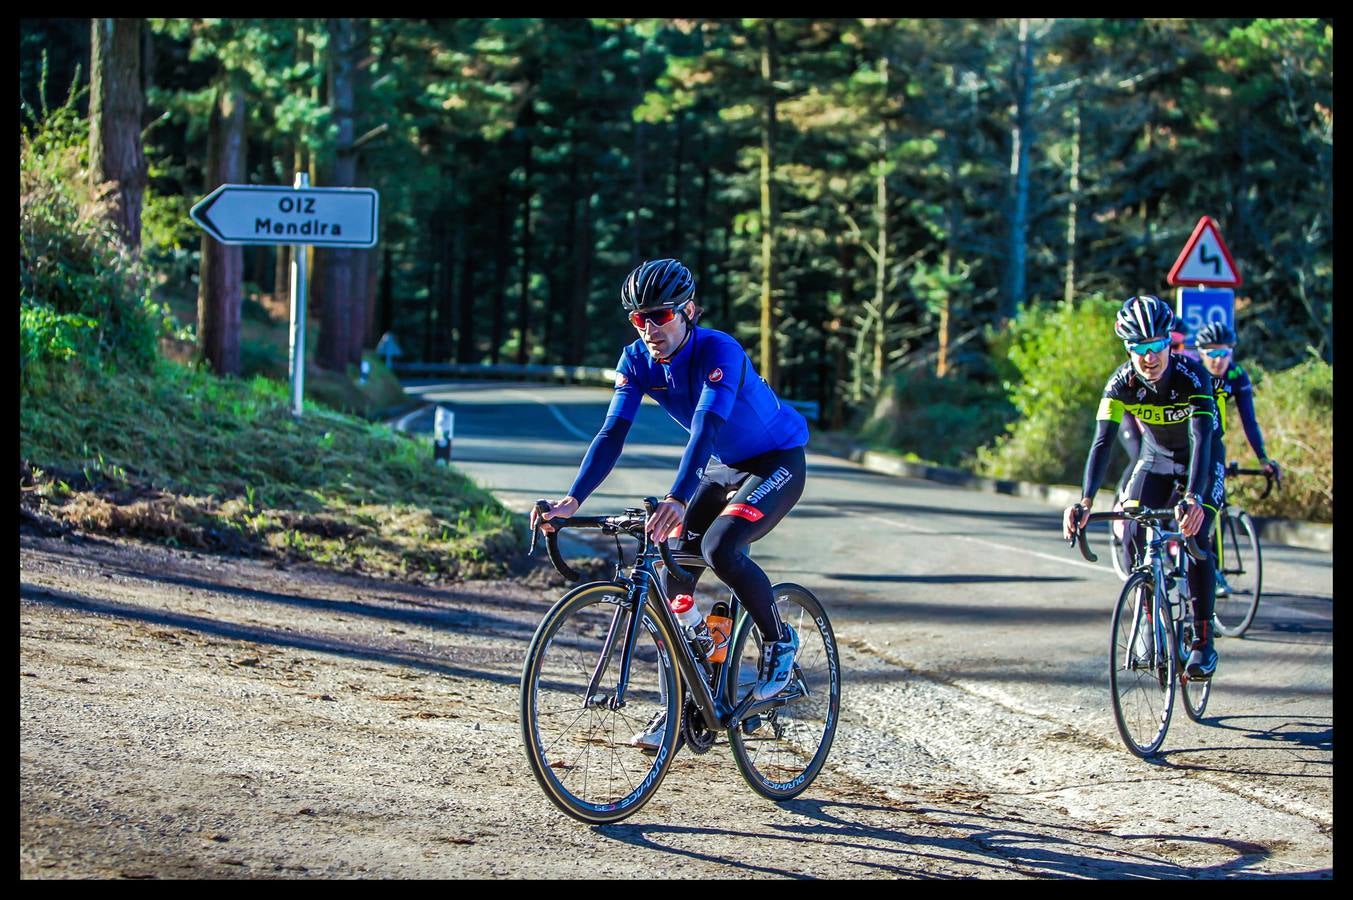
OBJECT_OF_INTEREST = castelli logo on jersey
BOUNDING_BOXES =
[708,368,723,383]
[720,503,764,522]
[615,372,628,388]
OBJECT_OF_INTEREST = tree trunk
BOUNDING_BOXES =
[196,82,245,376]
[696,156,711,312]
[872,56,889,391]
[89,18,147,252]
[491,193,509,364]
[316,17,358,372]
[1063,100,1080,304]
[759,19,779,389]
[458,242,478,364]
[671,112,684,249]
[516,110,535,365]
[377,245,394,339]
[1002,18,1034,322]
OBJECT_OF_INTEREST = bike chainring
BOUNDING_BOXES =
[681,698,718,754]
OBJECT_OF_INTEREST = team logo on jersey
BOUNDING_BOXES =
[746,466,793,505]
[708,368,724,383]
[1137,388,1147,401]
[615,372,628,388]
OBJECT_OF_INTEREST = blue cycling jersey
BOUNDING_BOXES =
[566,326,808,506]
[608,326,809,463]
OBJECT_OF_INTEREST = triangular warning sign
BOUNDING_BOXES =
[1167,216,1242,287]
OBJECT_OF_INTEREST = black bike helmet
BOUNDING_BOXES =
[620,258,696,312]
[1114,294,1176,343]
[1195,321,1237,346]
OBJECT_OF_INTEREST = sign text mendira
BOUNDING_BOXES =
[190,184,379,249]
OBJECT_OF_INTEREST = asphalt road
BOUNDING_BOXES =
[396,379,1333,873]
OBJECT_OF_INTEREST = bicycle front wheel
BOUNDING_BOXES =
[1214,510,1262,637]
[1107,496,1133,582]
[1177,618,1212,722]
[726,584,841,801]
[520,582,682,824]
[1109,573,1175,758]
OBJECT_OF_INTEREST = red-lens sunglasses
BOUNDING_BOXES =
[628,306,683,329]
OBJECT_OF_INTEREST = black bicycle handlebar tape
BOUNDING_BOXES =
[644,496,694,584]
[545,528,580,582]
[529,499,548,557]
[1227,462,1276,499]
[1074,512,1099,563]
[532,499,582,582]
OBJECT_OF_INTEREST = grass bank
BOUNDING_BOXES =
[20,359,523,581]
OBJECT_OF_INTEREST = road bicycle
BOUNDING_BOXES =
[519,497,840,824]
[1211,462,1276,638]
[1072,505,1212,758]
[1106,462,1275,639]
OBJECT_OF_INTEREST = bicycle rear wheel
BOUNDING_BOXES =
[726,583,840,801]
[1109,573,1175,757]
[1213,510,1262,637]
[520,582,682,824]
[1177,618,1212,721]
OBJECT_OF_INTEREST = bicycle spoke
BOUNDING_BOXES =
[521,585,679,823]
[727,585,840,800]
[1109,574,1174,757]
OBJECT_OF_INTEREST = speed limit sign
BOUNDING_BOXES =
[1176,287,1234,341]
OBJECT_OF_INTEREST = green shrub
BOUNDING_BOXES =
[859,368,1015,469]
[975,295,1126,484]
[974,296,1131,484]
[1224,355,1332,522]
[19,79,171,388]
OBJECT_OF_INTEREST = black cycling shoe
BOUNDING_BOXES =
[1186,640,1219,680]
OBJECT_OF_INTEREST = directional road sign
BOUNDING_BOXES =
[1167,215,1241,287]
[190,184,379,248]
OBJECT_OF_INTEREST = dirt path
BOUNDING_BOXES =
[19,531,1331,878]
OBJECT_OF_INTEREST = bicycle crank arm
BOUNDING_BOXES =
[722,686,806,729]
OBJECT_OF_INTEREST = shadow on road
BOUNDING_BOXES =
[20,581,528,687]
[595,795,1325,878]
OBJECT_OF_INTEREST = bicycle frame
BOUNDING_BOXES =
[589,543,806,734]
[1126,521,1188,679]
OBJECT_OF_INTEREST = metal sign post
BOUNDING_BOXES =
[288,173,309,416]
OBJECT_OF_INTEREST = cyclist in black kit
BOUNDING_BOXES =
[1063,295,1222,680]
[531,258,810,749]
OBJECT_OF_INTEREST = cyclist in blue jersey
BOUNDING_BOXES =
[1195,322,1280,483]
[530,258,811,750]
[1195,321,1281,596]
[1063,295,1222,680]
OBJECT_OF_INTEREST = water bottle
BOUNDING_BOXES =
[706,601,732,665]
[670,593,712,654]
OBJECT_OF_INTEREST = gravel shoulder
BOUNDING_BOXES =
[20,531,1332,879]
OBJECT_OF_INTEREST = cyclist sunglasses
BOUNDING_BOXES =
[1124,336,1170,355]
[1202,347,1234,359]
[628,303,687,329]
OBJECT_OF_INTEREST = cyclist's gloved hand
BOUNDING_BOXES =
[1262,458,1282,485]
[1062,499,1091,541]
[1175,493,1205,538]
[533,496,579,534]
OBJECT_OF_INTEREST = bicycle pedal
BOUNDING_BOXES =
[741,715,763,735]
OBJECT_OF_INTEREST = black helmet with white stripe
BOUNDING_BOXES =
[1114,295,1176,343]
[1195,321,1236,346]
[620,258,696,312]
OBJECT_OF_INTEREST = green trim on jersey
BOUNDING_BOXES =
[1098,396,1212,426]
